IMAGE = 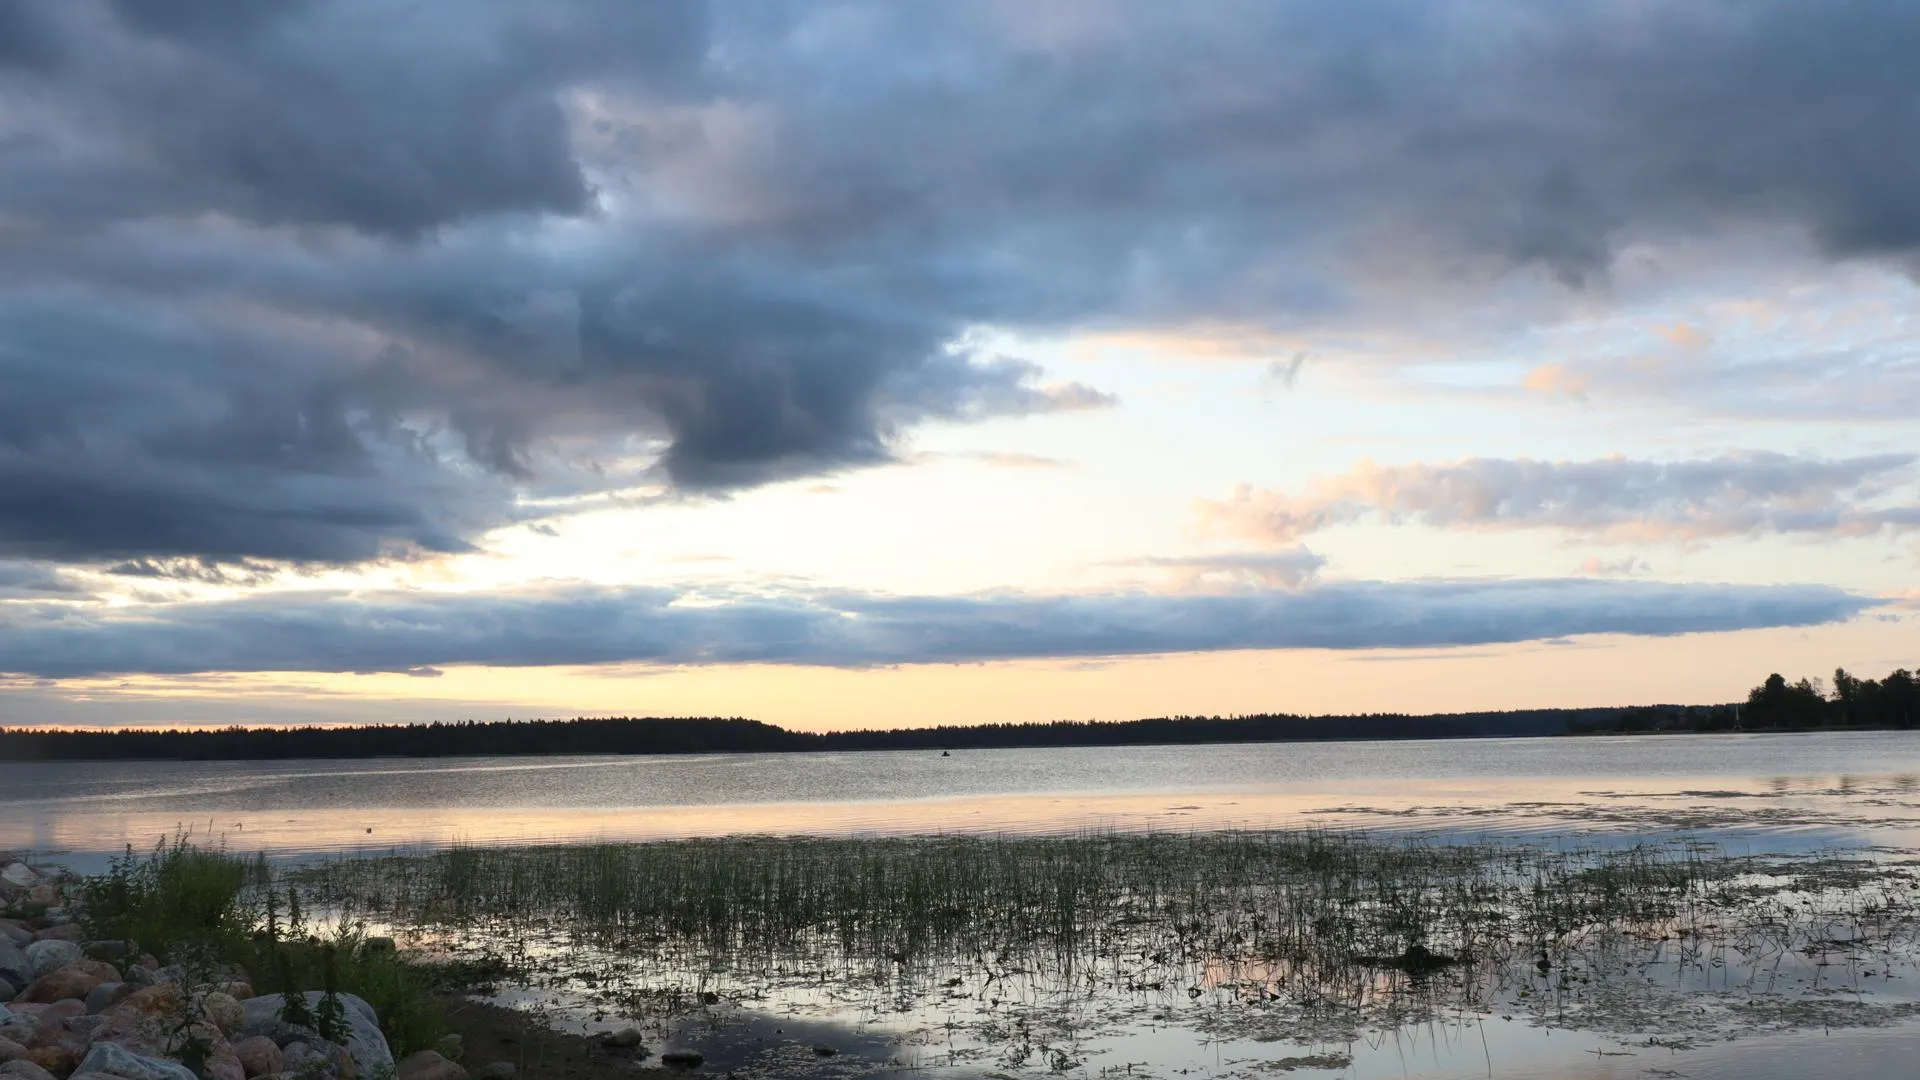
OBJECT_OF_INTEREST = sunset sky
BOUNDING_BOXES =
[2,0,1917,730]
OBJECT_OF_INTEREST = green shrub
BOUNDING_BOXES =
[77,838,447,1057]
[247,914,445,1055]
[81,836,254,958]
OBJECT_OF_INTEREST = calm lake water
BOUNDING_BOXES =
[5,730,1920,861]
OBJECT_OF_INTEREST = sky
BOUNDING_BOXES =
[1,0,1917,731]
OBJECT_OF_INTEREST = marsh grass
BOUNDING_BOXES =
[293,829,1920,1060]
[308,832,1732,966]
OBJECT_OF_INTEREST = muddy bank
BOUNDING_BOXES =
[435,998,683,1080]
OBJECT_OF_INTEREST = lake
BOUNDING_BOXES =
[5,731,1920,862]
[8,731,1920,1080]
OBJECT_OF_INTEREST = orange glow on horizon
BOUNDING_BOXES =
[5,618,1911,733]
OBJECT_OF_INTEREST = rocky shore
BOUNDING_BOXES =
[0,859,491,1080]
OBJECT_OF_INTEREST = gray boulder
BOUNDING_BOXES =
[280,1041,345,1080]
[238,994,391,1076]
[153,964,247,989]
[0,867,35,891]
[76,1042,198,1080]
[0,1007,30,1043]
[23,942,80,981]
[84,984,132,1016]
[0,926,29,951]
[0,942,29,993]
[396,1051,466,1080]
[0,1059,56,1080]
[230,1036,281,1078]
[199,993,244,1037]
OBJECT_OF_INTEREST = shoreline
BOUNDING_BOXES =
[436,998,678,1080]
[2,850,678,1080]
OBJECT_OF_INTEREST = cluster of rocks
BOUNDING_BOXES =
[0,859,494,1080]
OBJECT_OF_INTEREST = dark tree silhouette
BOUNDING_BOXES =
[1744,673,1827,728]
[0,710,1596,760]
[1,663,1912,760]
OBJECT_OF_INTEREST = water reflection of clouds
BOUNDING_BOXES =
[11,735,1920,865]
[12,774,1920,869]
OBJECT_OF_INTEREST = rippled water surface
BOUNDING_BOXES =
[6,731,1920,858]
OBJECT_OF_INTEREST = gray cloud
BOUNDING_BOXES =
[15,0,704,235]
[6,1,1920,565]
[102,558,284,587]
[1523,324,1920,423]
[1577,556,1652,578]
[0,577,1871,679]
[1265,353,1310,392]
[0,0,66,71]
[1122,549,1329,590]
[1203,452,1920,545]
[0,562,87,599]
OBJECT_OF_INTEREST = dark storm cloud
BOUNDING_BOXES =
[0,579,1871,679]
[5,1,1920,565]
[0,0,66,71]
[18,0,706,235]
[0,289,503,563]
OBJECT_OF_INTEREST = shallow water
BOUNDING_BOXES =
[7,732,1920,862]
[374,836,1920,1080]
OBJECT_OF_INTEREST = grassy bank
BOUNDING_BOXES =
[72,837,456,1056]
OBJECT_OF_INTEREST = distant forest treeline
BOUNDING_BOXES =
[4,708,1608,761]
[1578,665,1920,734]
[0,665,1911,761]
